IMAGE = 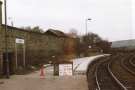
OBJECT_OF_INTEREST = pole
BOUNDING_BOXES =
[11,21,13,26]
[23,42,26,67]
[4,0,10,78]
[85,19,88,35]
[85,18,92,35]
[15,42,18,69]
[8,17,14,27]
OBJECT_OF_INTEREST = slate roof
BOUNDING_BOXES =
[45,29,67,37]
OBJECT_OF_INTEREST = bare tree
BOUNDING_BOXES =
[78,32,111,56]
[82,32,102,48]
[21,26,44,33]
[32,26,44,33]
[68,28,78,38]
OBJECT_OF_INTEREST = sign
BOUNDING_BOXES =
[59,64,73,76]
[16,38,24,44]
[88,45,91,48]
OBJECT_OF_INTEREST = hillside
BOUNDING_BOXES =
[111,39,135,48]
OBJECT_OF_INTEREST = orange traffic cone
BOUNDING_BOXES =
[40,65,45,79]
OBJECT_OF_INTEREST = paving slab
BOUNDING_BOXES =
[0,66,88,90]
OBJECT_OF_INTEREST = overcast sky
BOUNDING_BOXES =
[1,0,134,41]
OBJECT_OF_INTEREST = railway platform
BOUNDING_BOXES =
[0,54,108,90]
[0,65,88,90]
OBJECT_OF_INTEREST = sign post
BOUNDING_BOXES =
[15,38,25,68]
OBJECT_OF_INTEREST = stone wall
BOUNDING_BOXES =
[0,25,67,75]
[0,26,28,75]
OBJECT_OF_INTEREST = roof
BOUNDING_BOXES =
[1,24,44,35]
[1,24,70,37]
[45,29,67,37]
[66,33,78,38]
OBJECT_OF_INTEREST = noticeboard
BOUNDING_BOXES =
[16,38,24,44]
[59,64,73,76]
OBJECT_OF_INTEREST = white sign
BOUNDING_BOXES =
[59,64,73,76]
[16,38,24,44]
[88,45,91,48]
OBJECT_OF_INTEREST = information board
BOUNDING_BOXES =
[16,38,24,44]
[59,64,73,76]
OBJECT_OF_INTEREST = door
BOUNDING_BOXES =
[3,52,14,75]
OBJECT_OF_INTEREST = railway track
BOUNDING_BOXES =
[121,55,135,76]
[95,56,126,90]
[110,54,135,90]
[87,57,108,90]
[129,57,135,68]
[87,53,135,90]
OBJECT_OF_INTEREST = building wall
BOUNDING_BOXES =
[63,37,77,61]
[0,25,66,75]
[0,26,28,75]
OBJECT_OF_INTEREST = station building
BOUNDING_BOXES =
[0,1,77,76]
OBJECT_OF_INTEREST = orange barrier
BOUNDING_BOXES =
[40,65,45,78]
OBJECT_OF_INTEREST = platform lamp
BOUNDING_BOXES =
[4,0,10,78]
[85,18,92,35]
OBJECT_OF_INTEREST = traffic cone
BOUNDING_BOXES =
[40,65,45,79]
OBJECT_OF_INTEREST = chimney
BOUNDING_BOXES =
[0,1,2,25]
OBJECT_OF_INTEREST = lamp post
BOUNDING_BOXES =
[8,17,14,27]
[85,18,92,35]
[4,0,10,78]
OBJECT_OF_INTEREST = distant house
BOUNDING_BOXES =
[45,29,67,37]
[45,29,77,62]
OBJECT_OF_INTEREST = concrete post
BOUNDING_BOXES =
[0,1,2,25]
